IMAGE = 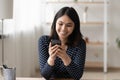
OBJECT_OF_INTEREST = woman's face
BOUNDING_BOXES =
[56,15,75,41]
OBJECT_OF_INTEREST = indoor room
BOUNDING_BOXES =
[0,0,120,80]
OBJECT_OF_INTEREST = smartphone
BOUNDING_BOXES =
[51,39,61,46]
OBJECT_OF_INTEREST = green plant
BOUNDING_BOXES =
[116,38,120,48]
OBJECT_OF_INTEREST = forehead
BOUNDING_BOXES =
[57,15,74,23]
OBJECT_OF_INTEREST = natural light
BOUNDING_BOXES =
[14,0,43,33]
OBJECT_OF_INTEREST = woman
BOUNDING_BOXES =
[38,7,86,80]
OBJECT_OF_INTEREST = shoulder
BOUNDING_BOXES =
[38,35,50,44]
[77,39,86,47]
[69,39,86,51]
[39,35,50,40]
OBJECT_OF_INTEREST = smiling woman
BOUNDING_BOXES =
[56,15,75,42]
[38,7,86,80]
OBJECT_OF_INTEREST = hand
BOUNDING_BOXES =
[55,45,66,59]
[56,46,71,66]
[48,42,59,66]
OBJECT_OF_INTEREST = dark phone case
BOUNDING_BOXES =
[51,39,61,46]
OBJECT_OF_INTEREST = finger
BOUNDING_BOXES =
[51,47,58,55]
[49,45,59,55]
[50,45,58,51]
[49,42,52,48]
[56,48,66,56]
[50,52,57,58]
[57,45,64,50]
[55,49,62,55]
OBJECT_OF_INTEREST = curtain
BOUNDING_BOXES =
[3,0,46,77]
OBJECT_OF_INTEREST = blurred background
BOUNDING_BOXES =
[0,0,120,79]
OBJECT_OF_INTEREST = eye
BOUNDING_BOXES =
[58,23,63,26]
[66,24,72,27]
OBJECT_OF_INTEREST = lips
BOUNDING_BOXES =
[60,32,67,35]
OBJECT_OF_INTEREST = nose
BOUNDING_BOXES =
[61,24,66,31]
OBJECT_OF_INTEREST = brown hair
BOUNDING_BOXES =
[49,7,83,46]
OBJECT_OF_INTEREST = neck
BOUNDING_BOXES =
[60,39,67,46]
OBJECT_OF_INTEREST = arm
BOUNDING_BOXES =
[38,36,54,79]
[66,40,86,80]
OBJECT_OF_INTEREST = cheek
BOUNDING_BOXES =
[56,25,60,32]
[69,27,74,34]
[69,30,73,35]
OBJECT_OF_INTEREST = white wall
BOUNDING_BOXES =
[107,0,120,67]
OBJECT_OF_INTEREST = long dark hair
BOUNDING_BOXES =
[50,7,83,46]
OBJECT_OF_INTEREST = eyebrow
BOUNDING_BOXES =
[57,21,73,25]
